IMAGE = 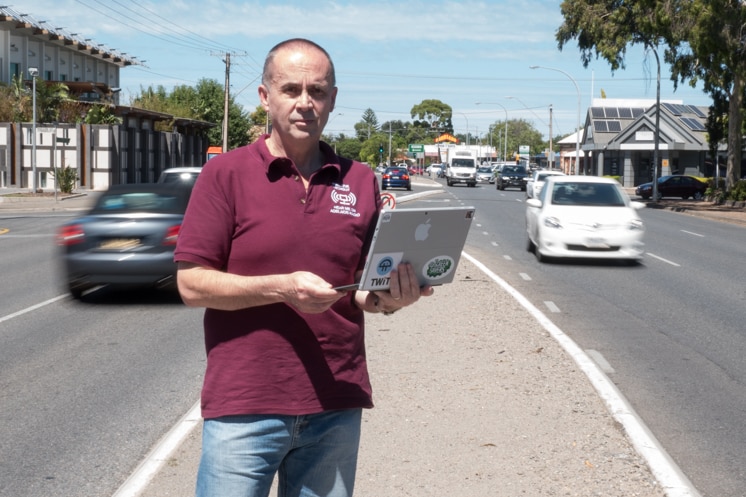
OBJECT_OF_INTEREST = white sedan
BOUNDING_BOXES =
[526,169,564,198]
[525,176,645,263]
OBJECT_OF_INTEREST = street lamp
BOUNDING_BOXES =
[29,67,38,192]
[455,111,470,146]
[475,102,508,162]
[530,65,581,174]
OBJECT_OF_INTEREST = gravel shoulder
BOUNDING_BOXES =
[136,258,667,497]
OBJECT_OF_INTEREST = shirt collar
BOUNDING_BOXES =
[258,134,342,181]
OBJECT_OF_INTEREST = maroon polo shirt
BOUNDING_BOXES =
[174,136,382,418]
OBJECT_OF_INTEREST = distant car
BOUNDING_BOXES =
[525,176,645,263]
[496,165,528,191]
[56,183,194,299]
[635,175,707,200]
[526,169,565,198]
[157,167,202,185]
[427,164,444,177]
[381,166,411,191]
[476,166,494,183]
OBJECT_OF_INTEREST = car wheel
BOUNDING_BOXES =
[526,235,535,252]
[382,184,387,190]
[407,184,412,191]
[68,284,84,300]
[533,236,546,262]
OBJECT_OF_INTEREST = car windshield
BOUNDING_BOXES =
[160,172,199,183]
[502,166,526,174]
[550,182,626,207]
[92,190,190,214]
[478,167,492,173]
[452,159,475,168]
[386,168,407,175]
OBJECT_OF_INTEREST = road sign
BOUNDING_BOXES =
[408,144,424,153]
[380,192,396,210]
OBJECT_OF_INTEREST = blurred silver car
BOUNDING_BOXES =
[525,176,645,263]
[56,183,193,298]
[157,167,202,184]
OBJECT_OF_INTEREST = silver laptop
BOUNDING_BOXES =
[339,206,476,291]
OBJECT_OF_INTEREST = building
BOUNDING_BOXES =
[579,98,723,187]
[0,7,212,191]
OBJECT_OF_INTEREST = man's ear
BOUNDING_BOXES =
[258,84,270,110]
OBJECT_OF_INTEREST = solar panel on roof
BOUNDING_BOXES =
[607,121,622,132]
[591,107,605,118]
[687,105,706,118]
[680,117,706,131]
[593,121,608,132]
[662,102,681,115]
[631,108,644,117]
[618,108,632,118]
[605,107,619,118]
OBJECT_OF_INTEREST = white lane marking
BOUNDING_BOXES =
[503,255,512,260]
[519,272,532,281]
[462,251,701,497]
[544,301,561,313]
[112,400,202,497]
[491,241,499,247]
[646,252,681,267]
[681,230,704,237]
[586,349,616,374]
[0,295,68,325]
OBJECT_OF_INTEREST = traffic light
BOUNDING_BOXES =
[379,144,384,154]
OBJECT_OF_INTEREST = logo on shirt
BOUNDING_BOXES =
[330,183,361,217]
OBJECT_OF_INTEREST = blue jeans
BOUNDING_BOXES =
[196,409,362,497]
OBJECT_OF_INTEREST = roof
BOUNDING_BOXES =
[0,6,140,67]
[581,98,709,152]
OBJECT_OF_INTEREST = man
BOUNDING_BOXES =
[174,38,432,497]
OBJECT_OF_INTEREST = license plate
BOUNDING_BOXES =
[100,238,141,249]
[585,237,609,248]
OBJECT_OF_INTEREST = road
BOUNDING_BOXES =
[1,179,744,497]
[416,177,746,497]
[0,213,205,497]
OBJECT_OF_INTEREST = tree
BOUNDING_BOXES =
[410,99,452,135]
[666,0,746,189]
[132,78,252,149]
[556,0,746,190]
[355,108,379,140]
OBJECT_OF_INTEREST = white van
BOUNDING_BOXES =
[445,149,477,187]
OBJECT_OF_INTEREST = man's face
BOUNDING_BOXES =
[259,47,337,143]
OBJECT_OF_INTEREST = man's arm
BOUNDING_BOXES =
[176,261,346,313]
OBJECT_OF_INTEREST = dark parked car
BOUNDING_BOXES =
[496,165,528,191]
[635,174,707,200]
[381,166,412,191]
[56,183,194,299]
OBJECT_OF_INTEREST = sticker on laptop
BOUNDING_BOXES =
[422,255,455,281]
[364,252,404,290]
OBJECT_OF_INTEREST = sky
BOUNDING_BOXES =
[21,0,712,142]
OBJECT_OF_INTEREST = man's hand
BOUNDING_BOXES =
[373,263,434,312]
[283,271,347,314]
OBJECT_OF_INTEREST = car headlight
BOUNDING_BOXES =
[543,217,562,229]
[629,219,644,230]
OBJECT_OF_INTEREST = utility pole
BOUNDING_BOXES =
[222,52,230,153]
[548,104,553,170]
[211,51,247,153]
